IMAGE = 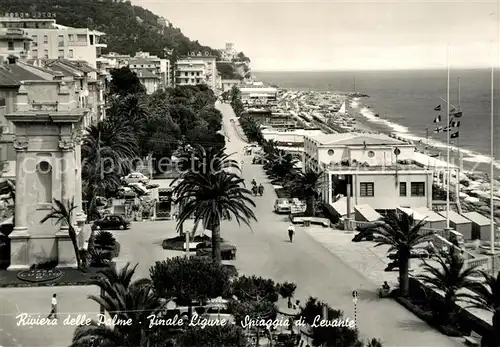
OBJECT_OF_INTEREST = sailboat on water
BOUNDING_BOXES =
[338,100,347,114]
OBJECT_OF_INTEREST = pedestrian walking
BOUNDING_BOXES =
[47,293,57,319]
[287,223,295,243]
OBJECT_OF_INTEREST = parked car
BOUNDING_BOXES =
[92,214,131,231]
[195,241,237,260]
[122,172,149,185]
[274,198,292,214]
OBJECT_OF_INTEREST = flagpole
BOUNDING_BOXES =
[457,76,461,169]
[446,45,450,229]
[490,57,495,259]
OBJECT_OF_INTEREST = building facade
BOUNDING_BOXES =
[221,79,240,92]
[303,133,433,210]
[0,16,106,68]
[0,28,32,60]
[175,54,217,89]
[240,85,278,105]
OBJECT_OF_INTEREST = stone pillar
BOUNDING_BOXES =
[55,138,78,268]
[8,139,30,270]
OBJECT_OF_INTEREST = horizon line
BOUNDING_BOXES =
[253,67,500,72]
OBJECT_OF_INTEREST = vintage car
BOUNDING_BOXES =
[92,214,131,231]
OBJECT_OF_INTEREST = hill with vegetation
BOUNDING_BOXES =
[0,0,219,59]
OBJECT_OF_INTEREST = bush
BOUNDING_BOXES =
[29,260,58,270]
[94,231,116,250]
[90,249,113,267]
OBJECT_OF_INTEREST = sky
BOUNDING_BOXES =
[132,0,500,71]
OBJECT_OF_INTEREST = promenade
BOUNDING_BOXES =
[215,102,463,347]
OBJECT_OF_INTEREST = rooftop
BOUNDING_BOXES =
[0,66,21,87]
[326,163,428,172]
[136,70,158,79]
[129,57,154,65]
[0,61,47,81]
[306,133,406,146]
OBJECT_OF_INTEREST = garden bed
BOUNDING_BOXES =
[395,296,463,337]
[0,267,104,288]
[162,235,224,251]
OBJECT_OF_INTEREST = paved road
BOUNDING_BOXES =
[215,102,462,347]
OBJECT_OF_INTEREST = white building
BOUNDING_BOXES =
[261,128,323,145]
[303,133,433,211]
[240,84,278,105]
[0,16,106,68]
[218,42,237,62]
[175,54,217,89]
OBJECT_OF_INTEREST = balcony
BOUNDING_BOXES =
[95,43,107,48]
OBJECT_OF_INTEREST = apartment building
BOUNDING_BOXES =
[303,133,433,211]
[0,16,106,68]
[175,54,217,89]
[97,52,170,91]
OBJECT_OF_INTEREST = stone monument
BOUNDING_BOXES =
[5,77,88,270]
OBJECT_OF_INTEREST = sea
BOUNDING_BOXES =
[253,69,500,177]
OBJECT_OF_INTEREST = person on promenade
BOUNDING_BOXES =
[47,293,57,319]
[287,223,295,243]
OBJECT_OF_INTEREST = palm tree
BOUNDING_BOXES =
[82,121,138,219]
[239,116,263,143]
[278,282,297,308]
[418,247,480,320]
[174,145,240,176]
[465,270,500,346]
[286,169,325,216]
[40,198,81,268]
[79,263,165,346]
[360,212,434,296]
[173,170,256,262]
[265,150,298,181]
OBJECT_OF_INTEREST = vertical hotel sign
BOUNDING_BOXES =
[1,12,57,18]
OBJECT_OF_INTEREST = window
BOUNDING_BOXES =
[58,49,64,58]
[68,34,74,41]
[43,49,48,58]
[411,182,425,196]
[399,182,407,197]
[368,151,375,158]
[7,41,14,50]
[68,49,73,58]
[89,35,94,45]
[327,149,334,156]
[43,35,48,44]
[360,182,374,197]
[24,42,30,51]
[32,49,38,58]
[32,35,37,46]
[58,35,64,47]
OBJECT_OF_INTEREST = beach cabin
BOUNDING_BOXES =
[413,207,447,230]
[438,210,473,240]
[462,212,492,241]
[330,197,354,219]
[354,204,382,222]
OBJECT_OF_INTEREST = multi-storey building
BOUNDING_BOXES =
[303,133,433,211]
[175,54,217,89]
[0,16,106,68]
[218,42,237,62]
[0,28,32,60]
[97,52,170,91]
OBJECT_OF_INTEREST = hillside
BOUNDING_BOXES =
[0,0,218,59]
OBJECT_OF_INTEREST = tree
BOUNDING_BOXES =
[239,116,263,143]
[176,325,248,347]
[359,212,434,296]
[278,282,297,307]
[418,247,480,321]
[40,198,81,269]
[109,67,146,96]
[265,150,298,181]
[172,166,256,263]
[299,297,362,347]
[149,257,231,310]
[466,270,500,346]
[231,275,280,303]
[286,169,325,216]
[79,263,164,347]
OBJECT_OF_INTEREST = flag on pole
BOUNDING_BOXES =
[451,111,462,118]
[450,120,460,127]
[434,126,443,133]
[433,114,442,123]
[434,105,441,111]
[451,131,459,139]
